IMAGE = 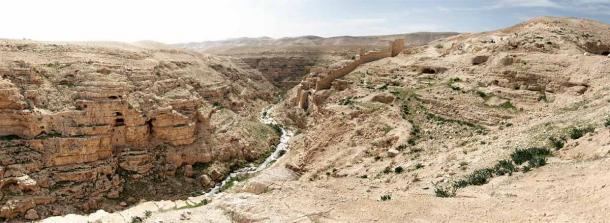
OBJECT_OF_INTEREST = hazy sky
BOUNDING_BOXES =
[1,0,609,43]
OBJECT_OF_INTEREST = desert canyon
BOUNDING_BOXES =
[0,16,610,222]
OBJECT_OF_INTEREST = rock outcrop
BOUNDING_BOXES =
[0,40,280,220]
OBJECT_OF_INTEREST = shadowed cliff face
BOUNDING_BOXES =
[0,40,282,220]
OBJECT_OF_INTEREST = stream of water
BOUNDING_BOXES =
[205,106,293,196]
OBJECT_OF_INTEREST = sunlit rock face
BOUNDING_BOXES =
[0,40,280,220]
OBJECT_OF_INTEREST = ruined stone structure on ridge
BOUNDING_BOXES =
[294,39,404,110]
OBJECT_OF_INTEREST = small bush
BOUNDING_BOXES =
[383,166,392,174]
[605,118,610,128]
[549,137,566,150]
[0,135,21,141]
[394,166,404,174]
[466,168,494,185]
[527,156,547,168]
[476,91,488,98]
[414,163,424,169]
[453,179,469,188]
[434,184,457,198]
[568,126,594,139]
[144,210,152,218]
[493,159,515,176]
[131,217,143,223]
[380,194,392,201]
[499,101,516,110]
[510,147,551,165]
[339,97,355,105]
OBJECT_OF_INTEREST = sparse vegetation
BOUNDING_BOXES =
[510,147,551,165]
[434,183,457,198]
[568,126,594,139]
[605,117,610,128]
[0,135,22,141]
[380,194,392,201]
[339,96,355,106]
[175,199,209,210]
[493,159,515,176]
[394,166,404,174]
[499,101,516,110]
[548,136,566,150]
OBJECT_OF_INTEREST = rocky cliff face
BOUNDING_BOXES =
[0,40,280,220]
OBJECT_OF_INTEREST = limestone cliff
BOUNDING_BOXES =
[0,40,280,220]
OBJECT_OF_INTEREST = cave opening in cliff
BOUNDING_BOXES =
[602,51,610,56]
[108,96,119,99]
[114,112,123,116]
[146,119,154,134]
[114,118,125,126]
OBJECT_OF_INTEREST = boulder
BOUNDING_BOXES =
[370,93,395,104]
[24,209,39,220]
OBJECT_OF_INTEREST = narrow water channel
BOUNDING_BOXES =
[205,106,293,196]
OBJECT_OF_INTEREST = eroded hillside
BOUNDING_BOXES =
[6,16,610,223]
[117,16,610,223]
[0,40,282,220]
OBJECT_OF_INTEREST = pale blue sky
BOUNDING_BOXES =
[0,0,609,43]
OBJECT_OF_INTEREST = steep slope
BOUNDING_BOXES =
[0,40,281,221]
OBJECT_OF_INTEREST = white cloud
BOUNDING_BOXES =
[495,0,562,8]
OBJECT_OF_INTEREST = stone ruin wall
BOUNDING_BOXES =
[294,39,404,110]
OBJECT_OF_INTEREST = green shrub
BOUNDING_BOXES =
[0,135,21,141]
[493,160,515,176]
[499,101,516,110]
[605,118,610,128]
[414,163,424,169]
[466,168,494,185]
[453,179,469,188]
[476,91,488,98]
[510,147,551,165]
[130,217,143,223]
[568,126,594,139]
[339,97,355,105]
[527,157,547,168]
[549,137,566,150]
[394,166,404,174]
[380,194,392,201]
[434,184,457,198]
[383,166,392,174]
